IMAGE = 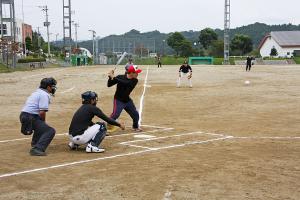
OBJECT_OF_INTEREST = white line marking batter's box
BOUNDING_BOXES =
[121,132,223,149]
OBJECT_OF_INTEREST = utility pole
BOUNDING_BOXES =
[95,36,100,65]
[224,0,230,65]
[37,27,41,57]
[88,29,96,65]
[40,5,51,57]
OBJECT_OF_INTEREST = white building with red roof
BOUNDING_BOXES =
[259,31,300,58]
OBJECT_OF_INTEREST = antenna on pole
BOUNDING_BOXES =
[224,0,230,65]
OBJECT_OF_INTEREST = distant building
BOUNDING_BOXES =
[259,31,300,58]
[22,23,33,43]
[0,18,32,51]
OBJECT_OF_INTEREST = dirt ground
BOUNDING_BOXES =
[0,65,299,200]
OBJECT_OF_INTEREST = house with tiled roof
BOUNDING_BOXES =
[259,31,300,58]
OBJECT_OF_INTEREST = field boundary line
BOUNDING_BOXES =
[60,87,75,94]
[0,126,174,144]
[21,69,66,80]
[120,131,203,145]
[0,136,231,179]
[233,136,300,140]
[138,67,149,126]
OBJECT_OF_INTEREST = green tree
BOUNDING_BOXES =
[32,31,45,52]
[270,47,278,57]
[167,32,186,56]
[25,37,33,51]
[180,40,194,57]
[230,34,253,56]
[209,40,224,57]
[199,28,218,49]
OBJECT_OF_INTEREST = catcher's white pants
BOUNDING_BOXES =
[177,72,192,87]
[69,124,100,145]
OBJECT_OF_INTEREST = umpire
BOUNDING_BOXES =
[20,78,57,156]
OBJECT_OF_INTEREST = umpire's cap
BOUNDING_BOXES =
[40,77,57,89]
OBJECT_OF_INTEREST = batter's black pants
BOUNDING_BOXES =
[20,112,56,152]
[110,99,139,129]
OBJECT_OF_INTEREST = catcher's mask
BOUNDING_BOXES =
[40,77,57,96]
[82,91,98,104]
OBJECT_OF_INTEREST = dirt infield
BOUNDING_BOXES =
[0,65,299,200]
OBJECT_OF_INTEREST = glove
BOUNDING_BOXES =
[188,74,192,79]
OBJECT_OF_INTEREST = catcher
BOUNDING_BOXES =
[177,61,193,88]
[68,91,125,153]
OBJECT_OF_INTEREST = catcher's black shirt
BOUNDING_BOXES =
[179,65,192,73]
[107,75,138,103]
[69,104,120,136]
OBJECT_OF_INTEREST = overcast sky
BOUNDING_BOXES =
[14,0,300,41]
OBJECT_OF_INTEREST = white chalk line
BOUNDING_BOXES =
[0,133,68,144]
[106,127,173,138]
[0,135,230,179]
[0,126,174,144]
[60,87,75,94]
[124,144,155,150]
[233,136,300,140]
[1,131,299,178]
[138,67,149,126]
[21,69,66,80]
[120,131,203,145]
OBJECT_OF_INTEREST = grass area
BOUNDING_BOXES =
[263,57,287,60]
[293,57,300,64]
[120,56,187,66]
[0,62,61,73]
[213,58,235,65]
[122,56,237,66]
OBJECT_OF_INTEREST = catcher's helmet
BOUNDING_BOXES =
[40,77,57,95]
[81,91,98,104]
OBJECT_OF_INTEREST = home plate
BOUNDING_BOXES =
[134,134,156,139]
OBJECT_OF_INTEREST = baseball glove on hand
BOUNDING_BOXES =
[188,74,192,79]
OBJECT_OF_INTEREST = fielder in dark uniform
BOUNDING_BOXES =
[20,78,57,156]
[246,56,253,72]
[157,56,162,68]
[68,91,125,153]
[177,61,193,88]
[107,65,142,132]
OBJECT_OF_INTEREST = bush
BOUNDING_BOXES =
[17,58,46,63]
[213,58,235,65]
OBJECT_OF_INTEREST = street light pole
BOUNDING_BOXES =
[88,29,96,65]
[162,40,166,56]
[55,33,59,44]
[73,22,79,49]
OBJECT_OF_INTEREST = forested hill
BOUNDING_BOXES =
[78,22,300,53]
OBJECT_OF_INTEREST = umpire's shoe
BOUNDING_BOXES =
[30,147,46,156]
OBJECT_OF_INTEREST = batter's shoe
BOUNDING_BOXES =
[86,143,105,153]
[68,142,80,150]
[133,127,143,132]
[30,147,46,156]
